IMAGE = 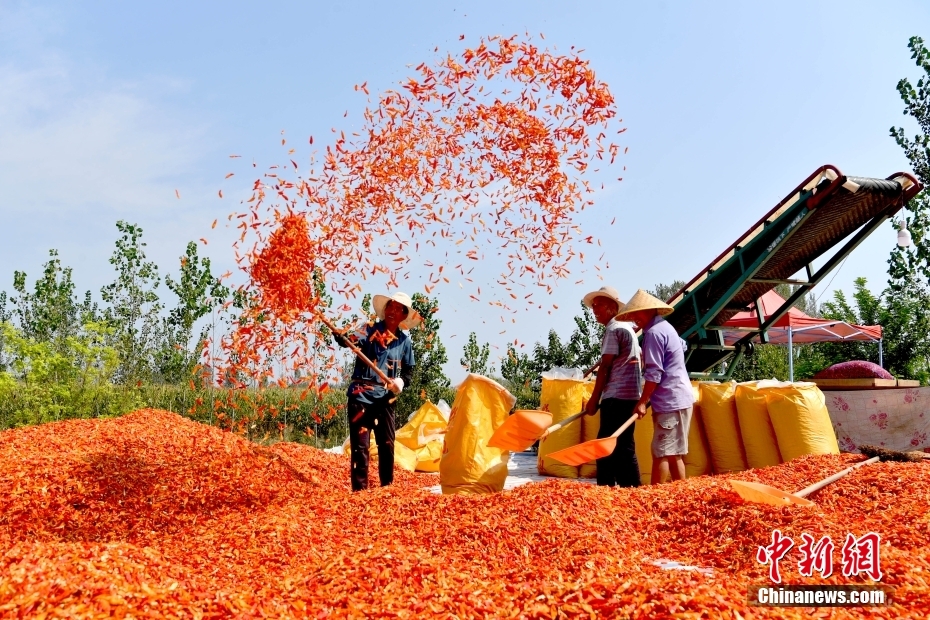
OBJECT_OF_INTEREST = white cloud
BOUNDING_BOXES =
[0,60,206,216]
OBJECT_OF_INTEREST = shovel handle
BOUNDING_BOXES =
[611,414,639,439]
[543,411,585,437]
[316,312,393,388]
[795,456,880,499]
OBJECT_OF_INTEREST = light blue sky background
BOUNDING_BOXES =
[2,1,928,383]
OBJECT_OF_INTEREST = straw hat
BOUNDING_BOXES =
[372,292,423,330]
[582,286,625,312]
[615,289,674,320]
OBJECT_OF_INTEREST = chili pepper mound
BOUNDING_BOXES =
[2,410,928,618]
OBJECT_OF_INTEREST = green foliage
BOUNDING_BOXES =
[565,303,605,370]
[0,321,141,427]
[499,301,607,410]
[11,250,96,346]
[648,280,687,303]
[728,342,826,383]
[100,221,165,384]
[818,278,883,368]
[460,332,492,375]
[182,386,349,447]
[159,242,229,383]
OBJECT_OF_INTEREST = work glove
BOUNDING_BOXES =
[333,332,350,348]
[388,378,404,394]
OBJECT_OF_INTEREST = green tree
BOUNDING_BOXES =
[0,292,10,373]
[460,332,492,375]
[158,242,229,383]
[498,302,607,410]
[499,343,539,410]
[11,250,95,347]
[565,302,605,370]
[890,36,930,282]
[882,35,930,382]
[648,279,687,303]
[818,278,883,368]
[100,221,164,384]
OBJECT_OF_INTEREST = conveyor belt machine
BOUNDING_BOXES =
[665,165,922,379]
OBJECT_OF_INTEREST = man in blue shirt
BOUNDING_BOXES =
[617,289,694,485]
[334,292,420,491]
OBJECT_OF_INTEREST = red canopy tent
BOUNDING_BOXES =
[721,290,882,380]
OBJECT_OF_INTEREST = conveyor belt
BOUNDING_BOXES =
[664,165,922,378]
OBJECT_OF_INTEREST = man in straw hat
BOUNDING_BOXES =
[616,289,694,484]
[582,286,643,487]
[334,292,421,491]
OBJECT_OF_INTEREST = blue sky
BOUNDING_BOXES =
[2,1,928,383]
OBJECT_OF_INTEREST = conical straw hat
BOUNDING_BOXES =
[372,292,423,330]
[582,285,624,311]
[615,289,674,320]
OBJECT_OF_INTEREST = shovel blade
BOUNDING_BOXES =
[547,436,618,466]
[728,480,815,507]
[487,410,553,452]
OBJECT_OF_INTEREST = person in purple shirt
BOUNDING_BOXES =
[616,289,694,484]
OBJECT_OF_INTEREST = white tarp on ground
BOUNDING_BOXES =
[825,387,930,453]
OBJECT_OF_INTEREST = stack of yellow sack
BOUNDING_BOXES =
[735,380,784,469]
[700,382,749,474]
[766,382,840,460]
[695,380,839,473]
[577,381,598,478]
[440,374,516,495]
[395,400,450,472]
[537,369,590,478]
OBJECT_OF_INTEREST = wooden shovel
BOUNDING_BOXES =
[731,444,929,507]
[487,410,553,452]
[729,458,880,507]
[547,414,638,466]
[316,313,393,389]
[539,411,586,440]
[487,366,599,452]
[487,409,588,453]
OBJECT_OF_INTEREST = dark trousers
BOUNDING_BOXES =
[596,398,641,488]
[347,396,396,491]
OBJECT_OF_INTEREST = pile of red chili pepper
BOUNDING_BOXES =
[209,34,624,405]
[2,409,928,618]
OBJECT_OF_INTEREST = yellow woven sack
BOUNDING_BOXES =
[414,441,443,472]
[537,378,587,478]
[578,381,599,478]
[393,441,418,472]
[766,382,840,462]
[440,374,515,495]
[699,382,748,473]
[395,400,448,472]
[396,400,447,450]
[735,381,784,469]
[685,381,712,477]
